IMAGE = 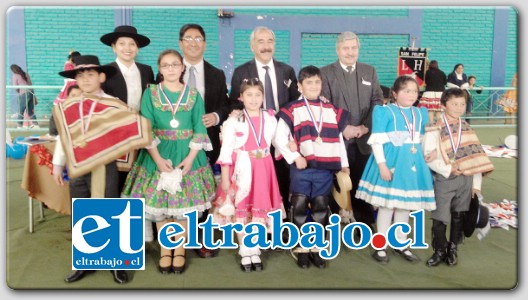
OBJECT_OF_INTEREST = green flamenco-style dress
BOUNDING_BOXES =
[122,83,215,221]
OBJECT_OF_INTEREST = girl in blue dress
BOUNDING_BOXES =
[356,75,436,264]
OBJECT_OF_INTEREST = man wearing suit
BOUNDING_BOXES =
[230,26,300,218]
[100,25,156,243]
[179,23,231,258]
[320,31,384,228]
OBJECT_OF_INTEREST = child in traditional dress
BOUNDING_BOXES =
[52,55,142,284]
[423,88,494,267]
[274,65,350,269]
[121,49,215,275]
[213,78,284,272]
[356,75,436,264]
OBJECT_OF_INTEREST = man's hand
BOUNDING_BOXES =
[357,125,369,138]
[343,125,364,140]
[202,113,218,128]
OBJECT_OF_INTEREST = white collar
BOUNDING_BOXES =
[339,61,356,72]
[255,58,274,70]
[115,58,138,72]
[183,58,204,71]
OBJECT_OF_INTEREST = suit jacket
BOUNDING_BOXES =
[229,58,300,110]
[320,61,383,155]
[102,61,155,106]
[203,60,231,164]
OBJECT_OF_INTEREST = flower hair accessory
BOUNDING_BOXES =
[242,77,260,84]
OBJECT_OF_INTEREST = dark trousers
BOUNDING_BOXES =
[274,156,291,212]
[69,162,119,199]
[18,93,37,126]
[342,142,375,225]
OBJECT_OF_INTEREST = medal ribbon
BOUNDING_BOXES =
[159,83,187,121]
[396,103,416,144]
[442,113,462,159]
[243,108,264,147]
[78,95,98,137]
[303,97,323,137]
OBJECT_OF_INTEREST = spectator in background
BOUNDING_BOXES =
[10,64,39,129]
[447,64,470,120]
[418,60,447,123]
[54,50,81,104]
[497,73,517,124]
[64,50,81,71]
[466,75,484,122]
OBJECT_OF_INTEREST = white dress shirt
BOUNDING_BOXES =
[183,59,205,98]
[115,59,142,112]
[255,58,279,110]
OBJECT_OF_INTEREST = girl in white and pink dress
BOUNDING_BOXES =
[213,78,284,272]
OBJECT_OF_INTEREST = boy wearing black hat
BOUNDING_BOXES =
[52,55,152,284]
[422,88,494,267]
[100,25,156,242]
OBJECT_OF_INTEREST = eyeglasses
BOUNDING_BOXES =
[181,36,205,43]
[160,63,182,70]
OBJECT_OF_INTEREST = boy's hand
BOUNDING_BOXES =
[295,156,307,169]
[52,164,65,186]
[424,150,437,163]
[378,163,392,181]
[451,162,463,176]
[341,167,350,175]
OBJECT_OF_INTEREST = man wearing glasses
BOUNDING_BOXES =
[179,23,231,258]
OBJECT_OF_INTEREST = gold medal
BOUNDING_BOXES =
[316,136,323,144]
[255,149,263,159]
[79,140,88,148]
[410,145,417,154]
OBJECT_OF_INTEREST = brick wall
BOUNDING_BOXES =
[13,6,517,116]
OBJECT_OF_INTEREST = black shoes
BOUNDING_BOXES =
[64,270,95,283]
[426,249,447,267]
[111,270,129,284]
[446,242,458,266]
[372,250,389,264]
[194,246,219,258]
[394,248,419,262]
[310,253,326,269]
[158,255,173,274]
[172,254,187,274]
[64,270,128,284]
[297,253,311,269]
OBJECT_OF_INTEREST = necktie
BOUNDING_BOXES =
[187,65,196,88]
[346,65,355,73]
[263,66,275,111]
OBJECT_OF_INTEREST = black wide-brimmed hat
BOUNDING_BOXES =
[59,55,117,79]
[100,25,150,48]
[463,194,490,238]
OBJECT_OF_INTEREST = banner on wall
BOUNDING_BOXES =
[398,47,427,87]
